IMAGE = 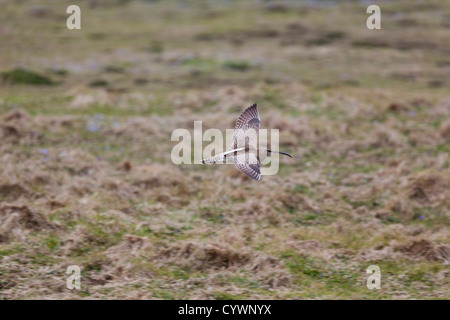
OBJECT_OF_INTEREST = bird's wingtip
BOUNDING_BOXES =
[246,103,258,115]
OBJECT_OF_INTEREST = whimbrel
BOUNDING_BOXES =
[201,104,292,180]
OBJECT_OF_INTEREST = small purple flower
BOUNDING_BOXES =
[39,148,49,155]
[86,122,101,132]
[409,111,416,117]
[419,215,425,220]
[316,210,322,214]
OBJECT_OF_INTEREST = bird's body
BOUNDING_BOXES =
[201,104,292,180]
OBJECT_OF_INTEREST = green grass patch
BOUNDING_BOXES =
[1,68,54,85]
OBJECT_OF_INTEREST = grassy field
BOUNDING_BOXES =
[0,0,449,299]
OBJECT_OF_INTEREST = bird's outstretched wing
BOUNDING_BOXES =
[233,104,260,149]
[235,104,260,131]
[234,152,261,180]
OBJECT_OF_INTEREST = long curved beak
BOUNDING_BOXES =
[271,151,292,158]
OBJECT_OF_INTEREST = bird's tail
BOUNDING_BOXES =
[201,148,244,164]
[201,153,226,164]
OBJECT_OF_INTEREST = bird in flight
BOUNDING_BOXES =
[201,104,292,180]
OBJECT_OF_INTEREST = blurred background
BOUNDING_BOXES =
[0,0,449,299]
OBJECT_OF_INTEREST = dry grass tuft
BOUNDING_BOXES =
[408,174,448,204]
[397,240,450,264]
[439,119,450,140]
[0,204,56,243]
[156,241,283,273]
